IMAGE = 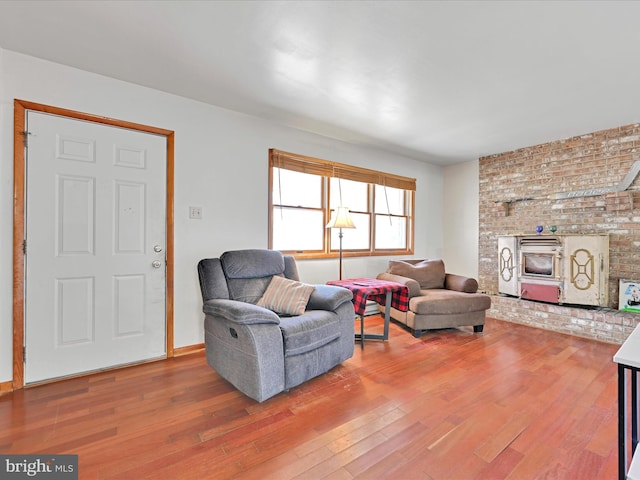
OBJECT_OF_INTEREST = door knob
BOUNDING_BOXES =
[152,261,162,269]
[153,245,163,253]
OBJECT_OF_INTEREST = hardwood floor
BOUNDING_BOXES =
[0,317,621,479]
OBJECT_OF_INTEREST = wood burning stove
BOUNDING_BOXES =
[498,234,609,307]
[519,237,563,303]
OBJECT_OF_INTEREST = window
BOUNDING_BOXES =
[269,149,415,259]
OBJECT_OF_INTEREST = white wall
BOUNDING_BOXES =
[0,50,445,383]
[0,48,12,383]
[442,160,480,279]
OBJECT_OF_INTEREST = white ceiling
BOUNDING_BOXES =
[1,0,640,165]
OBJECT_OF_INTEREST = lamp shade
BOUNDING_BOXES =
[326,206,355,229]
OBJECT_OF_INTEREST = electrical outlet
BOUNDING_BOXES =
[189,206,202,219]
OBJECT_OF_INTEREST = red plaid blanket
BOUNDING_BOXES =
[326,278,410,316]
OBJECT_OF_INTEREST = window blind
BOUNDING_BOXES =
[270,149,416,191]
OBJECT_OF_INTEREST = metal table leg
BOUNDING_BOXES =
[619,364,640,480]
[354,290,392,346]
[621,363,628,480]
[382,290,391,340]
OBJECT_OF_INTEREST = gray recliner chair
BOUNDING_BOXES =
[197,249,355,402]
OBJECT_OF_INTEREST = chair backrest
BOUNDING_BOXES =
[395,259,424,266]
[221,249,285,303]
[197,257,230,302]
[197,249,300,303]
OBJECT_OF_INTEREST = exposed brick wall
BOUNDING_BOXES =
[479,123,640,342]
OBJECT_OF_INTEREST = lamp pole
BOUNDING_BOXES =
[338,227,344,280]
[326,206,355,280]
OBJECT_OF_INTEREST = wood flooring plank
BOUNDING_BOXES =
[474,411,530,463]
[353,450,406,479]
[587,409,617,457]
[505,443,557,480]
[322,468,354,480]
[239,446,334,480]
[0,317,621,479]
[473,446,525,480]
[342,421,427,476]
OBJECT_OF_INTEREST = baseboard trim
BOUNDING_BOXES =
[0,380,14,395]
[174,343,205,356]
[0,345,205,395]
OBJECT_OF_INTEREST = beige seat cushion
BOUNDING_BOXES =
[410,290,491,315]
[388,259,445,289]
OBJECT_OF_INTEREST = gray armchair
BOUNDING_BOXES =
[197,249,355,402]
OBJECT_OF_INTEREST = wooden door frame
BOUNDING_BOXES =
[12,99,175,390]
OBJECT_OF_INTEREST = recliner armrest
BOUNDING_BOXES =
[376,272,421,297]
[307,285,353,311]
[203,299,281,325]
[445,273,479,293]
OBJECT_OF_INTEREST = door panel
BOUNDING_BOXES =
[58,175,95,255]
[25,111,167,384]
[498,235,519,296]
[56,276,94,345]
[562,235,609,307]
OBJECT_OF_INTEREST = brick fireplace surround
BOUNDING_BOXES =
[479,122,640,344]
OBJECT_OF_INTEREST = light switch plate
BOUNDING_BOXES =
[189,206,202,219]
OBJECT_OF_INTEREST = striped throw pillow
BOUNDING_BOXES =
[257,275,314,316]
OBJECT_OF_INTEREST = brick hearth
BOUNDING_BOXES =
[489,295,638,344]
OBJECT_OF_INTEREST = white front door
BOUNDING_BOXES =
[24,111,167,384]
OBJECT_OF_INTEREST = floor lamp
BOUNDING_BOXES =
[326,206,355,280]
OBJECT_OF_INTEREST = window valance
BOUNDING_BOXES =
[270,149,416,191]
